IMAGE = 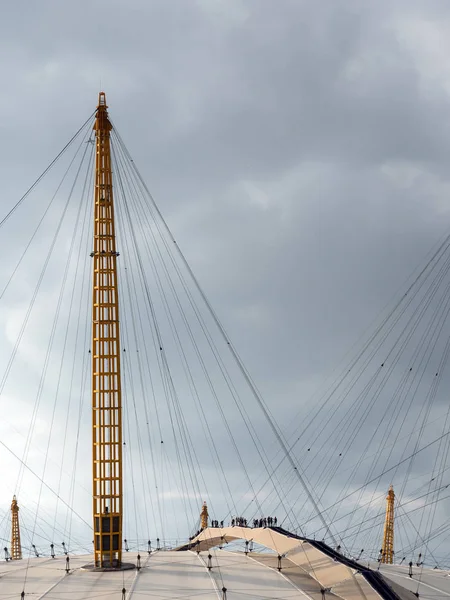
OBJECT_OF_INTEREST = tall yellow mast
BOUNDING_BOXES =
[381,485,395,564]
[10,496,22,560]
[92,92,123,569]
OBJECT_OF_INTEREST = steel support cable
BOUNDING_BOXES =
[19,143,92,592]
[113,152,212,536]
[394,270,450,497]
[261,231,450,467]
[121,357,141,551]
[116,134,450,548]
[123,390,131,549]
[338,491,450,546]
[398,341,450,506]
[114,150,204,529]
[410,335,450,563]
[109,144,312,536]
[111,133,296,532]
[300,361,392,501]
[198,233,447,536]
[123,196,297,535]
[302,363,397,531]
[0,126,92,409]
[117,186,238,524]
[326,251,450,504]
[410,392,445,543]
[112,157,168,508]
[110,134,346,544]
[347,294,450,549]
[226,371,386,531]
[0,113,95,230]
[354,321,450,541]
[424,520,450,564]
[300,428,450,536]
[328,255,450,535]
[0,487,85,556]
[113,120,450,467]
[15,136,93,498]
[331,411,447,493]
[65,169,95,551]
[298,365,388,527]
[0,134,86,302]
[118,273,146,545]
[113,163,167,539]
[18,504,89,554]
[121,206,298,540]
[281,233,450,485]
[113,137,450,548]
[37,146,92,535]
[394,508,413,565]
[112,149,243,522]
[113,149,199,530]
[327,342,421,497]
[121,310,159,547]
[159,448,184,541]
[111,138,266,519]
[114,222,166,538]
[161,363,199,526]
[267,413,450,537]
[396,503,439,566]
[14,178,88,506]
[53,144,94,539]
[422,424,450,562]
[414,517,450,552]
[315,473,450,548]
[0,439,91,530]
[327,482,450,544]
[116,256,164,537]
[114,162,225,532]
[301,231,450,423]
[66,341,91,544]
[117,258,159,536]
[122,333,157,541]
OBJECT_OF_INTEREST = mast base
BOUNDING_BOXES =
[81,562,136,572]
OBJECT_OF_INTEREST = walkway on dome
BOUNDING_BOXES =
[177,525,423,600]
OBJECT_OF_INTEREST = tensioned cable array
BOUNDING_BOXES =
[0,111,323,565]
[1,106,450,582]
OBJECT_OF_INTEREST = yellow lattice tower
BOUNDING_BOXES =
[92,92,124,569]
[10,495,22,560]
[200,502,209,530]
[381,485,395,564]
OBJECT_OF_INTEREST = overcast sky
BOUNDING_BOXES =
[1,0,450,566]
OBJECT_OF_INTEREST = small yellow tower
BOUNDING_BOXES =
[200,502,208,530]
[381,485,395,564]
[11,496,22,560]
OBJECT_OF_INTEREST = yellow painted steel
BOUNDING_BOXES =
[200,502,208,530]
[381,485,395,564]
[92,92,123,568]
[10,496,22,560]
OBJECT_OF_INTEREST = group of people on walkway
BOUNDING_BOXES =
[253,517,277,527]
[194,515,279,534]
[231,517,247,527]
[210,520,223,528]
[229,516,278,528]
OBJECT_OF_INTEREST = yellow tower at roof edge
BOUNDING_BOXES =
[200,502,208,530]
[11,495,22,560]
[381,485,395,564]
